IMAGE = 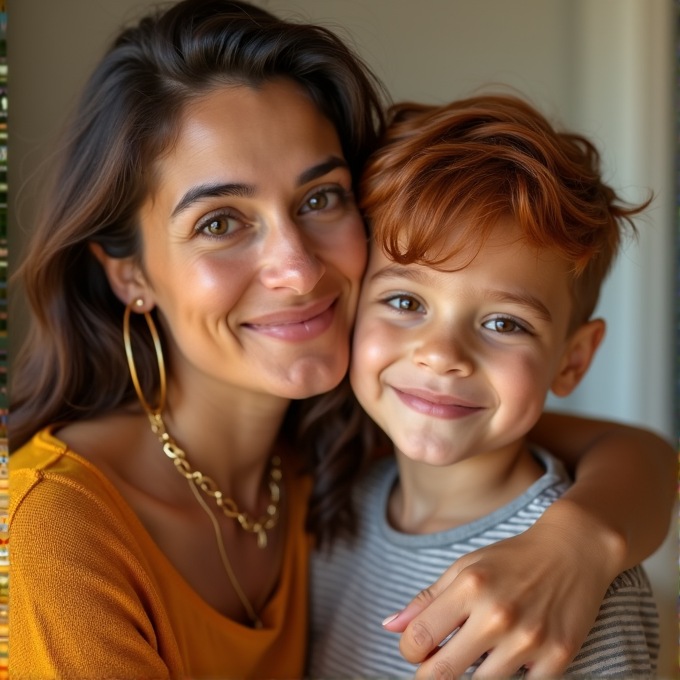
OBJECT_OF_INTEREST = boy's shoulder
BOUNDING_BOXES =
[355,448,572,514]
[566,563,659,675]
[606,563,655,598]
[350,448,573,548]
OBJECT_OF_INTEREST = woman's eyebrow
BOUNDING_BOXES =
[170,157,348,218]
[171,182,255,217]
[296,156,348,186]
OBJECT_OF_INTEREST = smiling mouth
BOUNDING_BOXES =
[392,387,485,420]
[243,297,337,342]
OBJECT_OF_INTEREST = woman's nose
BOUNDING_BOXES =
[259,220,326,294]
[413,330,474,376]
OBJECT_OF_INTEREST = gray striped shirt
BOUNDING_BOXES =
[309,451,659,678]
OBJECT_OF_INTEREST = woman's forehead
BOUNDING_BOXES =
[178,80,338,152]
[148,80,346,205]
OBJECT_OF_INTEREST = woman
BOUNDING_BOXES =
[9,1,675,678]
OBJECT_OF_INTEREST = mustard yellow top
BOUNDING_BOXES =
[9,428,311,679]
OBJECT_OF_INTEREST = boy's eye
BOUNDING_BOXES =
[482,317,525,333]
[385,295,424,313]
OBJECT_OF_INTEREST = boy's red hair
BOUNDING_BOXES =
[359,95,650,328]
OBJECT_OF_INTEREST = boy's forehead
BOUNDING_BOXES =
[366,219,574,327]
[368,217,564,272]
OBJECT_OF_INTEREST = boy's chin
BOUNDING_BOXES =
[393,435,473,467]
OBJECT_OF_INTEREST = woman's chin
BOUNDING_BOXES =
[272,358,348,400]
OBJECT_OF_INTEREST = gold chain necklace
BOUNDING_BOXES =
[145,410,282,629]
[123,301,282,628]
[147,412,282,549]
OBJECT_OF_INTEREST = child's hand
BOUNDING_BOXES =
[383,514,616,679]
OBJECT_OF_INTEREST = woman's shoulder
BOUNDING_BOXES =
[9,416,147,526]
[9,423,181,679]
[10,426,69,474]
[10,426,104,503]
[55,410,151,467]
[9,424,151,591]
[12,410,148,464]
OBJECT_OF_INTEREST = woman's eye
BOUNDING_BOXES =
[300,189,344,214]
[197,214,244,237]
[386,295,423,313]
[482,317,525,333]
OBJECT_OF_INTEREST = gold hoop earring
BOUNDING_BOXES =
[123,299,166,416]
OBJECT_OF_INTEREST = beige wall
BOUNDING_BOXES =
[10,0,677,675]
[261,0,676,438]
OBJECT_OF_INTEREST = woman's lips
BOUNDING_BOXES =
[392,387,484,419]
[243,297,337,342]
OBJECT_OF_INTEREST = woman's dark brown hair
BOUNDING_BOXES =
[11,0,385,543]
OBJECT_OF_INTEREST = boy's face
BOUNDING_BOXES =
[350,219,602,466]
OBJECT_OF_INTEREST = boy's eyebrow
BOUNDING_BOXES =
[482,289,553,323]
[371,265,553,322]
[370,264,432,285]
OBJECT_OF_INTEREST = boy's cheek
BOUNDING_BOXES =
[352,313,389,362]
[493,356,553,425]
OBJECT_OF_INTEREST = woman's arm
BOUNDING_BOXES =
[383,414,676,679]
[530,412,676,568]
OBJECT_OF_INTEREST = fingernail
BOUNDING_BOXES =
[382,612,400,626]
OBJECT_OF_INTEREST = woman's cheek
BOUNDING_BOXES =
[350,317,392,402]
[338,221,369,293]
[191,253,253,310]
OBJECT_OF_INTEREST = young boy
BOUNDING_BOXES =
[309,96,658,678]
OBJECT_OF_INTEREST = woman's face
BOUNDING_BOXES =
[136,80,367,400]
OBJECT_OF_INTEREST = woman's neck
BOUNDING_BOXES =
[160,370,291,511]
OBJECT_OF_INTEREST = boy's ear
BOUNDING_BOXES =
[551,319,606,397]
[89,242,156,312]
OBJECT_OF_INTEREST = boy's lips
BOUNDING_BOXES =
[392,386,485,419]
[242,296,338,341]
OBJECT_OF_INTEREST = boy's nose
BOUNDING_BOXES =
[413,334,474,376]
